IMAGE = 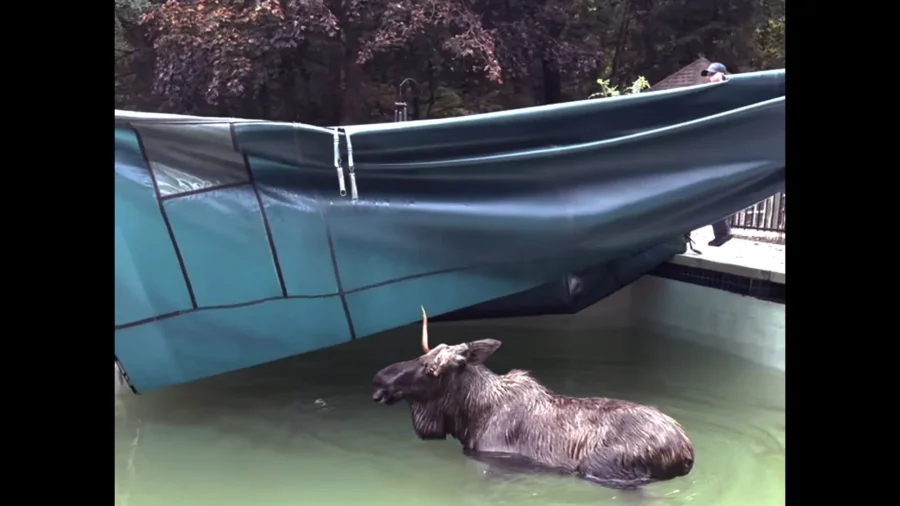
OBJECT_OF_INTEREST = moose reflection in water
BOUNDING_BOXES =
[372,306,695,490]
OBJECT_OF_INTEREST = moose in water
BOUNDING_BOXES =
[372,306,695,490]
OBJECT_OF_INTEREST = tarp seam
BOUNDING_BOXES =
[229,123,289,298]
[158,181,251,201]
[129,123,199,310]
[322,213,358,341]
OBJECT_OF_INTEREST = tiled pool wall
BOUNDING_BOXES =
[630,262,785,371]
[446,258,785,371]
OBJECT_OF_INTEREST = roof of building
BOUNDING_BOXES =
[650,57,713,91]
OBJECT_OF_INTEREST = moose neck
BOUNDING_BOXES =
[432,364,549,447]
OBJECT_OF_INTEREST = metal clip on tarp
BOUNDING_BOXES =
[345,130,358,201]
[333,128,346,197]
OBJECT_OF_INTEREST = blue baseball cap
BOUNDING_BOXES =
[701,62,727,76]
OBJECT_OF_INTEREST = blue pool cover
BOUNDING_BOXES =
[115,69,785,393]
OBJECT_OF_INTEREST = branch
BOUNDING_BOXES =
[115,50,134,64]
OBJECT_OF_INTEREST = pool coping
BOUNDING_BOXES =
[669,252,785,285]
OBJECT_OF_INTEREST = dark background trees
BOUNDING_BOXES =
[114,0,785,126]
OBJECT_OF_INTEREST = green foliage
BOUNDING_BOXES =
[753,16,785,69]
[115,0,152,109]
[589,76,651,99]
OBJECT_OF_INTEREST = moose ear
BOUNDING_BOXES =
[463,339,502,365]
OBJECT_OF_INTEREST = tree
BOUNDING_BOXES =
[115,0,786,125]
[115,0,155,110]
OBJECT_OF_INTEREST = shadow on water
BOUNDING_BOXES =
[115,323,784,506]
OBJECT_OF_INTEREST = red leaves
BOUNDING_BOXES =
[359,1,503,83]
[140,0,339,109]
[141,0,511,111]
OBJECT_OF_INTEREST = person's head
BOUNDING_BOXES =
[701,62,727,83]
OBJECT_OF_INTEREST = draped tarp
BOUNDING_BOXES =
[115,69,785,393]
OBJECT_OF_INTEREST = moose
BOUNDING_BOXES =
[372,307,695,490]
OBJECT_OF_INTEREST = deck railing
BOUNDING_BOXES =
[727,192,786,232]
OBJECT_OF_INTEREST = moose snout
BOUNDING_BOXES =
[372,387,400,405]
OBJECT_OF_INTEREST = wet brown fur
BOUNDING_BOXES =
[372,309,695,490]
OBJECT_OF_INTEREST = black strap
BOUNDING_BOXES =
[683,232,702,255]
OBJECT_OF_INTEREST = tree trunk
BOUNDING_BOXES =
[340,55,363,124]
[117,16,157,110]
[541,59,561,105]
